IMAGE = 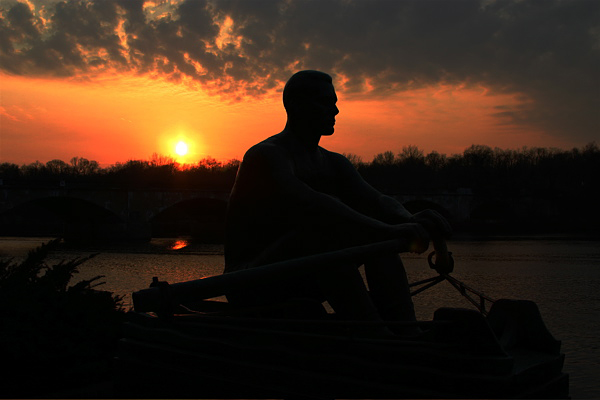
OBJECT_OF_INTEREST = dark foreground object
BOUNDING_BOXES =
[116,302,567,398]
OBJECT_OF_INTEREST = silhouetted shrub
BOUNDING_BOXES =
[0,239,125,397]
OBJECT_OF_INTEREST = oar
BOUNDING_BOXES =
[132,238,409,314]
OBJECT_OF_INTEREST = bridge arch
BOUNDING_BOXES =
[470,199,515,221]
[150,197,228,242]
[0,196,124,240]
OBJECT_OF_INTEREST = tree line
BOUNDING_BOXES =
[1,143,598,198]
[0,154,241,191]
[349,142,599,199]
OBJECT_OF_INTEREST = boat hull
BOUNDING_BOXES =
[115,302,568,399]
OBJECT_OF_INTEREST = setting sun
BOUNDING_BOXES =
[175,141,188,156]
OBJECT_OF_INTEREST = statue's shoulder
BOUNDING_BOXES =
[320,147,342,159]
[319,147,353,168]
[243,135,290,166]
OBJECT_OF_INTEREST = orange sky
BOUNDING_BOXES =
[0,71,572,166]
[1,0,597,166]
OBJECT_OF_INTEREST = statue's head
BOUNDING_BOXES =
[283,70,339,136]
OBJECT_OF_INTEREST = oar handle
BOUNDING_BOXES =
[428,237,454,274]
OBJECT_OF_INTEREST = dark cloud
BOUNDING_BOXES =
[0,0,598,142]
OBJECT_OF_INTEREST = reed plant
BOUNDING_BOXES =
[0,239,125,397]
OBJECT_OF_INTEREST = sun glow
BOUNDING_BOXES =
[175,141,188,156]
[1,72,566,167]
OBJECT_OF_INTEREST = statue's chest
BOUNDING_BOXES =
[292,156,338,195]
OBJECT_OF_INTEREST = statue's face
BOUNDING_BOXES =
[292,82,339,136]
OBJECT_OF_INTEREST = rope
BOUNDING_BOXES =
[410,251,496,315]
[440,273,495,315]
[409,275,445,296]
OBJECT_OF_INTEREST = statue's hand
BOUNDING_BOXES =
[389,223,430,254]
[410,209,452,238]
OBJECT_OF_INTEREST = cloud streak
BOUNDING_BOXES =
[1,0,598,143]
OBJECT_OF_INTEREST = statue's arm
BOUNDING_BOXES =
[244,144,397,234]
[330,152,452,238]
[330,152,414,223]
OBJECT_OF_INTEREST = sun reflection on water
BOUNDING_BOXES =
[170,239,189,250]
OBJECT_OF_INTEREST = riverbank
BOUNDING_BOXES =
[2,231,598,257]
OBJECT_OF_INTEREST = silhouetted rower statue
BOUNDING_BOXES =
[224,70,451,336]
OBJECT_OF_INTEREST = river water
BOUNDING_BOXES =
[1,236,599,398]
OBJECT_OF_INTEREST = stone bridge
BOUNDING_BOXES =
[0,184,490,241]
[0,186,231,241]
